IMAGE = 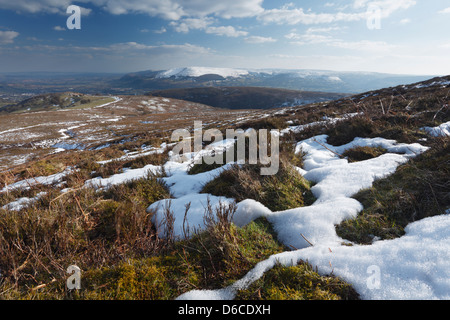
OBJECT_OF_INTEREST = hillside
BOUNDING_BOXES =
[0,92,119,113]
[0,76,448,301]
[150,86,348,109]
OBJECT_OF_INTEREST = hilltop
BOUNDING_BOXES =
[0,75,448,301]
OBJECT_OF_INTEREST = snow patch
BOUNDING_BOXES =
[176,134,440,300]
[1,168,74,193]
[421,121,450,137]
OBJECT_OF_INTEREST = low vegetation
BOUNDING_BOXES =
[342,146,387,162]
[336,135,449,244]
[0,77,449,300]
[236,262,360,300]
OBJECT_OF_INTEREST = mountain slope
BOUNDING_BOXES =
[0,75,448,301]
[0,92,118,113]
[150,86,348,109]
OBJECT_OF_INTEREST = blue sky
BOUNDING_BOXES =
[0,0,449,75]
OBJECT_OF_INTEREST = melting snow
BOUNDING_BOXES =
[1,167,74,193]
[2,115,447,299]
[171,134,449,300]
[421,121,450,137]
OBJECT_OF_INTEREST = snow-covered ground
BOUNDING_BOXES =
[1,167,73,193]
[157,132,449,301]
[2,117,448,300]
[1,192,47,211]
[421,121,450,137]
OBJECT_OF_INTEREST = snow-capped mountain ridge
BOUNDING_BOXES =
[156,67,249,79]
[121,66,435,94]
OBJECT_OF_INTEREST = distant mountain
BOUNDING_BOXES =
[149,86,348,110]
[0,92,116,113]
[155,67,249,79]
[115,67,435,94]
[0,68,436,99]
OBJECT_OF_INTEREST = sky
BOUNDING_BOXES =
[0,0,449,75]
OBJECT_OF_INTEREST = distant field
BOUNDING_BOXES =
[0,93,117,113]
[0,94,256,170]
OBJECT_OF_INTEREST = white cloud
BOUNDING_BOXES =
[305,26,344,33]
[205,26,248,38]
[170,18,213,33]
[0,0,416,25]
[108,42,211,54]
[0,0,91,16]
[287,28,395,52]
[399,18,411,24]
[153,27,167,34]
[53,26,65,31]
[331,39,396,52]
[0,0,263,20]
[0,0,69,14]
[100,0,184,20]
[244,36,277,44]
[258,0,416,25]
[438,7,450,14]
[258,6,364,25]
[0,30,19,44]
[170,18,248,38]
[177,0,263,19]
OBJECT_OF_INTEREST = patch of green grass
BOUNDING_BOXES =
[242,117,288,130]
[326,116,376,146]
[103,170,170,208]
[70,97,116,109]
[236,262,360,300]
[201,159,315,212]
[79,255,196,300]
[337,136,449,244]
[324,114,431,147]
[187,152,228,175]
[342,146,387,162]
[63,215,287,300]
[0,171,172,299]
[93,150,168,179]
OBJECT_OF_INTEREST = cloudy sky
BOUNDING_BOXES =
[0,0,449,75]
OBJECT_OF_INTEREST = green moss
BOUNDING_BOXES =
[242,117,288,130]
[175,217,286,289]
[201,161,315,212]
[236,262,359,300]
[342,146,387,162]
[73,217,286,299]
[103,171,170,207]
[89,200,120,241]
[187,152,227,175]
[79,256,197,300]
[337,136,449,244]
[326,117,375,146]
